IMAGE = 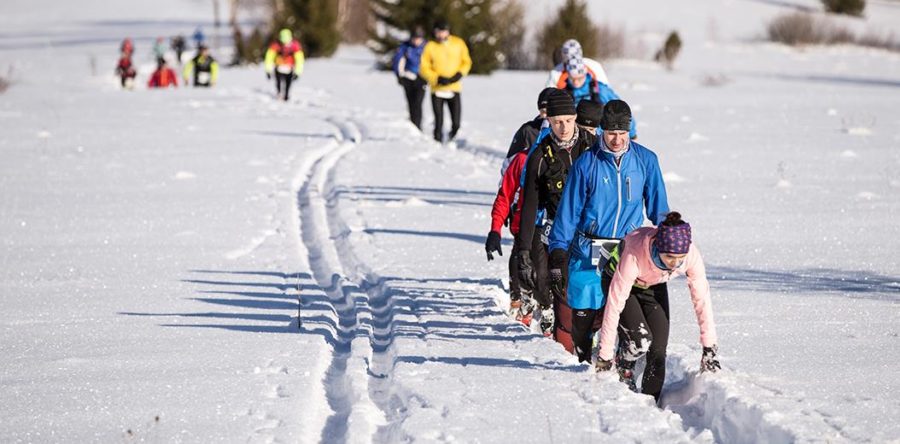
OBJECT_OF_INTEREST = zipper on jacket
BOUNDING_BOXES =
[612,161,622,238]
[626,177,632,201]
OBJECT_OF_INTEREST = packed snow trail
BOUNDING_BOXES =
[288,91,875,442]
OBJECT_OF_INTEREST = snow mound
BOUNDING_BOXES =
[174,171,196,180]
[857,191,878,200]
[843,127,873,136]
[663,172,688,183]
[37,130,51,139]
[686,132,709,143]
[385,197,429,208]
[839,150,858,158]
[776,179,792,189]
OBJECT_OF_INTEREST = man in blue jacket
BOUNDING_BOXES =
[546,100,669,364]
[392,26,428,129]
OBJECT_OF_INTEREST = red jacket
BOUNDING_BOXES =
[148,67,178,88]
[490,150,527,236]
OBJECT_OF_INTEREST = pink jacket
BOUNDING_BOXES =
[597,227,717,361]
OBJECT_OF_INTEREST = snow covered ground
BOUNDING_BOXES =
[2,0,899,442]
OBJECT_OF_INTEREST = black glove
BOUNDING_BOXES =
[517,250,535,289]
[548,249,568,298]
[292,73,299,80]
[436,76,452,85]
[485,231,502,261]
[700,345,721,373]
[447,72,463,83]
[266,72,272,80]
[595,358,613,372]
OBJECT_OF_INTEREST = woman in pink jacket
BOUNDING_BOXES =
[595,212,720,402]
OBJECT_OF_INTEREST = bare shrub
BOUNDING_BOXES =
[0,66,12,94]
[858,30,900,51]
[595,22,625,61]
[654,31,682,70]
[767,12,852,45]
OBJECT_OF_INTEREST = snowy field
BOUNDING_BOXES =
[2,0,899,442]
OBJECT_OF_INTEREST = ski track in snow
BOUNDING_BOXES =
[278,95,866,442]
[295,114,412,443]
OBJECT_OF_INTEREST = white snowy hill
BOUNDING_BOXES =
[1,0,899,442]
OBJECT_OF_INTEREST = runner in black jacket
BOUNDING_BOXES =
[515,89,596,339]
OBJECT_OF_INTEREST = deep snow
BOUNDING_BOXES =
[2,0,900,442]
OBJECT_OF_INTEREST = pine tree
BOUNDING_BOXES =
[277,0,341,58]
[369,0,502,74]
[535,0,600,69]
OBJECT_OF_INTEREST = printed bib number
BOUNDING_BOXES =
[198,72,211,84]
[434,90,455,99]
[540,220,554,246]
[590,238,620,267]
[276,65,293,74]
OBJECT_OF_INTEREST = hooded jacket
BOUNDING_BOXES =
[548,138,669,309]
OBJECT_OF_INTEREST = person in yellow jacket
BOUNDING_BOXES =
[264,28,305,101]
[182,45,219,87]
[418,21,472,143]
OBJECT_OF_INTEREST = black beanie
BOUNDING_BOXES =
[537,87,556,111]
[576,100,603,128]
[545,89,576,117]
[600,99,632,132]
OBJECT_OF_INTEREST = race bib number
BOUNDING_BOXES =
[197,72,211,84]
[540,220,554,246]
[276,65,293,74]
[434,90,455,99]
[590,238,620,267]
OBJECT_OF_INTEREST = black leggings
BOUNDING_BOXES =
[523,229,551,308]
[571,308,600,362]
[508,235,522,301]
[275,72,294,101]
[431,93,461,142]
[602,272,670,402]
[400,78,426,129]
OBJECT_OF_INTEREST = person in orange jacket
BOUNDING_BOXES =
[147,58,178,88]
[418,20,472,143]
[264,28,305,101]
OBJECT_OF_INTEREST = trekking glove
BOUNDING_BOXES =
[549,249,568,297]
[700,345,721,373]
[292,73,299,80]
[517,250,535,289]
[485,231,502,261]
[266,72,272,80]
[447,72,463,83]
[436,76,453,85]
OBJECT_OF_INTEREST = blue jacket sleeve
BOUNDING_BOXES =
[549,158,588,253]
[391,44,407,76]
[642,151,670,225]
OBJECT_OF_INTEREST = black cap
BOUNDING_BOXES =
[576,100,604,128]
[600,99,632,132]
[545,89,576,117]
[433,20,450,31]
[411,26,426,38]
[537,87,556,110]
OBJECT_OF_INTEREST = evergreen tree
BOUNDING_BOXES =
[536,0,599,68]
[369,0,501,74]
[276,0,341,58]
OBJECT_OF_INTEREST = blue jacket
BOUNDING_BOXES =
[549,140,669,255]
[548,139,669,310]
[392,40,426,76]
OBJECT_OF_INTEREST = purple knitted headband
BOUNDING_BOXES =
[655,223,692,254]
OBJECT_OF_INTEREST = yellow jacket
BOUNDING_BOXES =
[419,35,472,93]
